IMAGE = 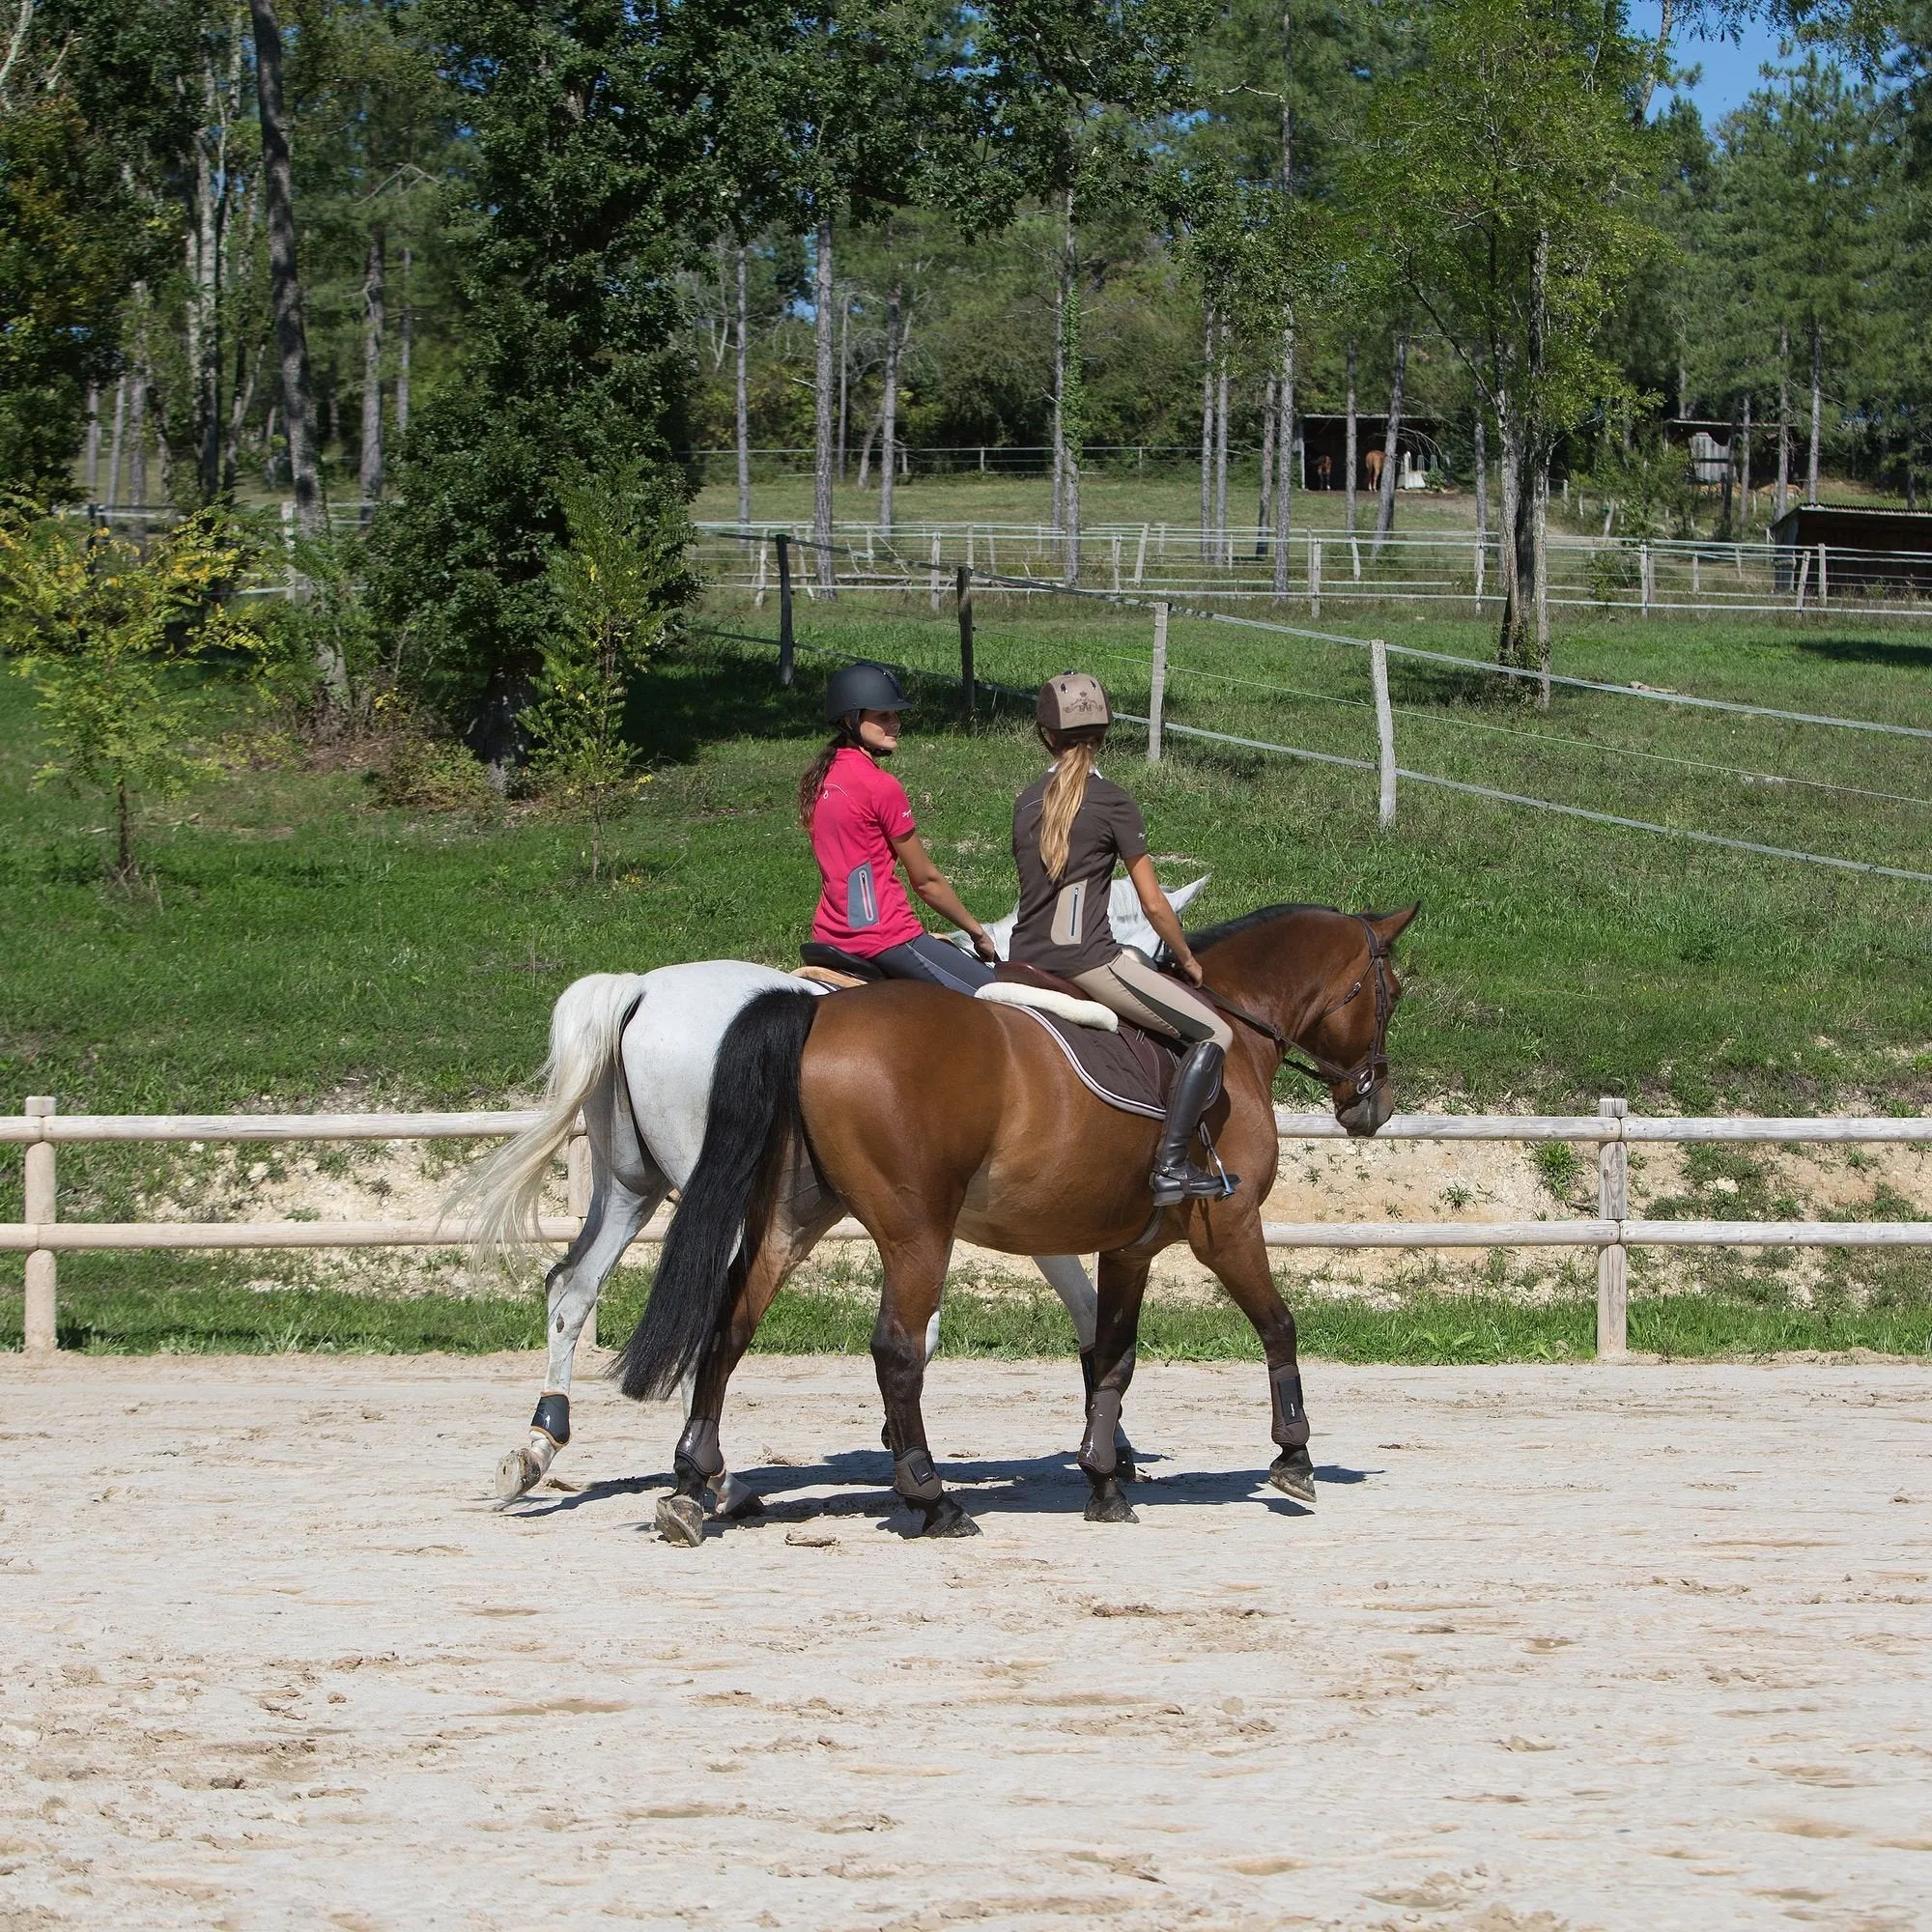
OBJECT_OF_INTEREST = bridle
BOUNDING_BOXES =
[1198,916,1395,1103]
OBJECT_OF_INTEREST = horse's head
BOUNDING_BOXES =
[1297,904,1417,1137]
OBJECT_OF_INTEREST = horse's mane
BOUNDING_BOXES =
[1187,901,1336,952]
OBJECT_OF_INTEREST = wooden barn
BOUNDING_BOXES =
[1298,414,1438,492]
[1768,502,1932,596]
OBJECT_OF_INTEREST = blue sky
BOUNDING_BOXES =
[1630,2,1801,124]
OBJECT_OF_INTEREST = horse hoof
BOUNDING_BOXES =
[1268,1450,1317,1506]
[495,1447,541,1503]
[918,1495,980,1539]
[1085,1480,1139,1524]
[655,1492,707,1547]
[714,1484,764,1520]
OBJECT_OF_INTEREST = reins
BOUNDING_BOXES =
[1196,916,1394,1101]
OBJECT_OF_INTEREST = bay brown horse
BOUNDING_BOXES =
[617,902,1417,1543]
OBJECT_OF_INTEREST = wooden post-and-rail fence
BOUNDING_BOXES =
[8,1098,1930,1360]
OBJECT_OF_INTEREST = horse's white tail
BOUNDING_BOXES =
[447,971,646,1271]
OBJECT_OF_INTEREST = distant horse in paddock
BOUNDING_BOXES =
[1363,447,1384,492]
[619,902,1417,1545]
[449,879,1208,1509]
[1314,453,1333,491]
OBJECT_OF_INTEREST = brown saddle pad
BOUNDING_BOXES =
[1008,1005,1179,1120]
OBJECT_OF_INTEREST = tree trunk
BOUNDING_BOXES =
[1199,306,1214,558]
[224,339,262,498]
[1495,411,1530,668]
[1806,320,1822,505]
[358,225,385,516]
[85,384,100,498]
[880,280,900,538]
[1213,325,1230,566]
[1372,324,1406,556]
[189,48,223,505]
[250,0,323,541]
[857,415,878,490]
[106,374,127,511]
[1532,453,1550,705]
[1345,339,1358,539]
[1738,391,1752,530]
[1776,325,1790,520]
[811,214,836,590]
[116,777,133,879]
[1271,323,1294,597]
[1255,373,1275,556]
[1473,407,1488,545]
[837,291,850,482]
[735,243,751,526]
[395,246,412,441]
[1060,185,1080,585]
[1049,266,1065,532]
[127,346,149,534]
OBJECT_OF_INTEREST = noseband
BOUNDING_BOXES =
[1200,917,1394,1102]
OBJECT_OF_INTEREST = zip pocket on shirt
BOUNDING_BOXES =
[1049,879,1085,950]
[846,863,879,929]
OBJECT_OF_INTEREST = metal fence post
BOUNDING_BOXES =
[956,565,975,719]
[1369,639,1396,830]
[1596,1096,1629,1359]
[775,532,794,685]
[23,1096,56,1355]
[1148,602,1169,763]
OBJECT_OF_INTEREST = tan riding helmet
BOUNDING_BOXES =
[1037,670,1113,732]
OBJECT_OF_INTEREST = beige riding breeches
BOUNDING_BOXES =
[1071,949,1234,1052]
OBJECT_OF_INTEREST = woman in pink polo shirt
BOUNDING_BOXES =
[799,662,998,992]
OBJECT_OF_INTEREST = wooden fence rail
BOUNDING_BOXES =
[6,1097,1928,1360]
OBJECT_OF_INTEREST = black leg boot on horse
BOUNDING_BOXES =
[656,1410,724,1548]
[1150,1040,1239,1208]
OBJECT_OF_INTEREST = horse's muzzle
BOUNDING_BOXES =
[1335,1082,1394,1138]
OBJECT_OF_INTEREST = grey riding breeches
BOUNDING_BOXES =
[1072,948,1234,1052]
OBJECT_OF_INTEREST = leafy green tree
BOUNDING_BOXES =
[0,502,263,875]
[527,462,694,880]
[1349,0,1655,684]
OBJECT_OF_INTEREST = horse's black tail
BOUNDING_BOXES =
[614,987,820,1403]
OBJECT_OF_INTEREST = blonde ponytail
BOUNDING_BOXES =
[1037,733,1102,880]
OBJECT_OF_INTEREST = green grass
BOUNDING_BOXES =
[3,581,1928,1356]
[7,1264,1926,1362]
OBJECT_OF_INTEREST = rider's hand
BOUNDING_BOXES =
[971,928,999,965]
[1179,952,1205,986]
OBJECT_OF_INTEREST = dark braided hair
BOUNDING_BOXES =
[798,723,864,830]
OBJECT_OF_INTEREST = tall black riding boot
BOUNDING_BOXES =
[1150,1040,1239,1207]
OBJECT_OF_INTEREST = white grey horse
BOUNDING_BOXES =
[456,878,1208,1511]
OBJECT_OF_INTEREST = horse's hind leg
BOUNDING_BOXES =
[1194,1228,1314,1506]
[1080,1252,1151,1524]
[871,1232,979,1540]
[497,1166,658,1503]
[656,1191,840,1546]
[1033,1252,1140,1481]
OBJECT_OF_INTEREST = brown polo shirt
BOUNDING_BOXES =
[1010,768,1150,978]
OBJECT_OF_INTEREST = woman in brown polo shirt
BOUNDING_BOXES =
[1011,672,1236,1206]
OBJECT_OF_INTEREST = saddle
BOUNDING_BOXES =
[799,942,885,981]
[988,961,1181,1119]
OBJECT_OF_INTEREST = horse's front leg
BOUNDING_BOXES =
[1192,1221,1314,1506]
[655,1186,841,1547]
[497,1168,658,1502]
[1032,1252,1141,1482]
[872,1231,979,1539]
[1079,1251,1150,1522]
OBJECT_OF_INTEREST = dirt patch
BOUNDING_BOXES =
[0,1352,1926,1927]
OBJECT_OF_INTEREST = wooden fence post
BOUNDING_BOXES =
[1369,639,1396,830]
[775,532,795,684]
[1309,537,1322,618]
[566,1120,593,1349]
[23,1096,56,1356]
[1639,543,1651,613]
[1596,1095,1629,1359]
[1132,525,1149,585]
[1818,542,1829,609]
[1795,548,1810,611]
[1473,540,1485,610]
[929,533,944,611]
[1690,553,1700,599]
[1111,533,1122,593]
[1148,602,1169,763]
[753,537,769,608]
[956,566,975,719]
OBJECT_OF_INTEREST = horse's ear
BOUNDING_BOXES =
[1370,902,1420,947]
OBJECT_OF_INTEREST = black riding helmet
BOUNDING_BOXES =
[824,660,914,725]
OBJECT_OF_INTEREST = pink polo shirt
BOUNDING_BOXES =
[808,746,925,955]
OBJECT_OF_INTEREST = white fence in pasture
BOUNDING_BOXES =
[7,1096,1927,1363]
[696,521,1932,623]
